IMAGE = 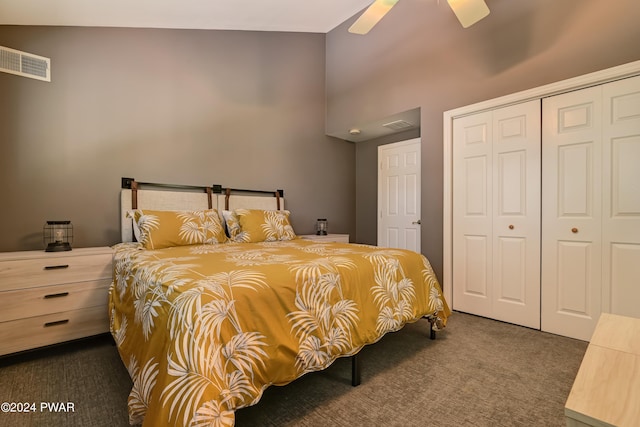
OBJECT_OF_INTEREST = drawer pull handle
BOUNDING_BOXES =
[44,319,69,327]
[44,292,69,299]
[44,264,69,270]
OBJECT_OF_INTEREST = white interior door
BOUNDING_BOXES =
[452,100,541,328]
[491,101,541,328]
[541,86,603,341]
[542,75,640,341]
[378,138,421,252]
[601,75,640,319]
[452,111,493,319]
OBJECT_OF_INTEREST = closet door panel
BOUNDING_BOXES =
[542,86,602,341]
[557,241,594,315]
[558,143,593,216]
[465,156,488,216]
[462,235,489,296]
[453,100,540,329]
[496,236,526,302]
[609,244,640,317]
[453,112,493,318]
[610,137,640,214]
[497,151,526,215]
[492,100,541,328]
[602,75,640,318]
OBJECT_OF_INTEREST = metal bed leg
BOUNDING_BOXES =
[351,354,361,386]
[350,315,438,387]
[427,315,437,340]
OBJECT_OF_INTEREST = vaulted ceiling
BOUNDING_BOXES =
[0,0,373,33]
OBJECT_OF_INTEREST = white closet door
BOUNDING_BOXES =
[491,101,541,328]
[453,110,493,318]
[541,86,603,341]
[453,100,540,328]
[602,75,640,319]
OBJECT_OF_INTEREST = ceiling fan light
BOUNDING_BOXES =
[349,0,399,35]
[447,0,490,28]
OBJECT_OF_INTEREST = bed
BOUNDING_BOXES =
[109,178,450,427]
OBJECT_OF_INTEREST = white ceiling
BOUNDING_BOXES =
[0,0,373,33]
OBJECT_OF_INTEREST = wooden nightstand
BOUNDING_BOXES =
[0,247,113,356]
[299,234,350,243]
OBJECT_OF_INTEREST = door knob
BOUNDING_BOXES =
[412,220,421,225]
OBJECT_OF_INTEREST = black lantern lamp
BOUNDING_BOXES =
[44,221,73,252]
[315,218,328,236]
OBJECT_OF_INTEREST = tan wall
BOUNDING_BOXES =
[0,26,355,252]
[327,0,640,280]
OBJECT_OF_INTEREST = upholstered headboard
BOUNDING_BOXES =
[120,178,284,242]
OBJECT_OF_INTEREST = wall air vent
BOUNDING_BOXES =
[0,46,50,82]
[382,119,413,131]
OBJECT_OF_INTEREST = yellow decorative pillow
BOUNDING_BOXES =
[233,209,296,243]
[131,209,228,250]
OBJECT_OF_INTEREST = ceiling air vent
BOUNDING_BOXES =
[0,46,50,82]
[382,119,413,131]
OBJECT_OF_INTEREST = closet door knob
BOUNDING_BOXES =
[571,227,578,233]
[508,225,514,230]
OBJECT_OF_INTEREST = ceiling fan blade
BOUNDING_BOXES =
[348,0,399,35]
[447,0,490,28]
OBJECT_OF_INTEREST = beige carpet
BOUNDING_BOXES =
[0,312,587,427]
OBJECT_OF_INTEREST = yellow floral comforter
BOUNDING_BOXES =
[109,239,449,427]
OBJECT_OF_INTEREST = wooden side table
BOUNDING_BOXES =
[0,247,113,356]
[565,313,640,426]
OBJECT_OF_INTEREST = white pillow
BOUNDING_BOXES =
[221,210,239,239]
[127,210,141,242]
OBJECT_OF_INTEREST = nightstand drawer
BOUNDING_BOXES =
[0,279,110,323]
[0,305,110,356]
[0,252,112,291]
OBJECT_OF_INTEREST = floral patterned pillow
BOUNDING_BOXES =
[231,209,296,243]
[130,209,228,250]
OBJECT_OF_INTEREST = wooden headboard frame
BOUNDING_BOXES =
[223,187,284,210]
[122,177,216,210]
[120,177,285,242]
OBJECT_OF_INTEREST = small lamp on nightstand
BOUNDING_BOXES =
[43,220,73,252]
[315,218,328,236]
